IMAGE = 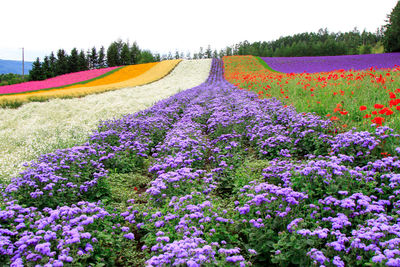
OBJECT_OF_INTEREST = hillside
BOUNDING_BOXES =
[0,59,33,74]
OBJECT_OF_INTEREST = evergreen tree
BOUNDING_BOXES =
[175,50,180,59]
[198,47,204,59]
[29,58,43,81]
[212,49,218,59]
[186,51,191,60]
[205,45,212,58]
[218,49,225,58]
[130,42,140,64]
[89,47,98,69]
[55,49,69,76]
[49,52,57,77]
[41,56,52,79]
[153,53,161,62]
[78,50,88,71]
[384,1,400,52]
[120,43,131,65]
[107,42,120,67]
[68,48,79,73]
[98,46,106,68]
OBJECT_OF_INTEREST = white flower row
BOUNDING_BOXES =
[0,59,212,180]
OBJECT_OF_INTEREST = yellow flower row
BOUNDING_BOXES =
[0,60,182,107]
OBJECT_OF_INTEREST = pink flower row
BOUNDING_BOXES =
[0,66,120,95]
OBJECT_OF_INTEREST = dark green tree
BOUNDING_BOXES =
[384,0,400,52]
[107,42,121,67]
[212,49,218,58]
[55,49,69,76]
[41,56,52,79]
[138,50,155,63]
[89,47,98,69]
[205,45,212,58]
[120,43,131,65]
[78,50,88,71]
[153,53,161,62]
[198,47,204,59]
[68,48,79,73]
[29,58,43,81]
[98,46,106,68]
[49,52,56,77]
[130,42,140,64]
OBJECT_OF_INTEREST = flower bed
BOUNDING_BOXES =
[261,53,400,73]
[0,59,211,180]
[0,60,180,108]
[1,59,400,266]
[0,66,120,95]
[224,55,400,138]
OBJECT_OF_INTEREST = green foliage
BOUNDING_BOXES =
[55,49,69,76]
[29,57,44,81]
[107,171,150,206]
[68,48,80,73]
[138,50,155,64]
[0,73,29,86]
[89,47,98,69]
[384,0,400,52]
[97,46,106,68]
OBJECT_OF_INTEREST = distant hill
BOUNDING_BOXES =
[0,59,33,75]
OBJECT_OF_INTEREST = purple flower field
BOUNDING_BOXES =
[261,53,400,73]
[1,59,400,266]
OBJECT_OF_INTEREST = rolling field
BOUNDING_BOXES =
[1,56,400,266]
[0,59,211,180]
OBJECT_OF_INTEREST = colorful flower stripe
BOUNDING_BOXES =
[62,62,158,89]
[0,59,211,180]
[223,55,400,140]
[0,66,120,95]
[261,53,400,73]
[0,60,181,107]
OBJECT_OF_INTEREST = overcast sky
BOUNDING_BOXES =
[0,0,398,61]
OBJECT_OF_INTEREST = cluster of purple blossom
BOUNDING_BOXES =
[261,53,400,73]
[1,58,400,266]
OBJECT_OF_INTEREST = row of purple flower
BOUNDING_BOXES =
[261,53,400,73]
[1,59,400,266]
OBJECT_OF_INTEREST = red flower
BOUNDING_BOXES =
[359,105,367,111]
[372,111,378,115]
[374,104,384,109]
[372,116,384,126]
[134,187,138,191]
[340,111,348,115]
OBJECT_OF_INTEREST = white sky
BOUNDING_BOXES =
[0,0,398,61]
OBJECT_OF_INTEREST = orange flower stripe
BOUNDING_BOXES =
[0,60,181,105]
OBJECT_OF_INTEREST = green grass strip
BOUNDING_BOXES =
[255,56,282,73]
[0,66,125,96]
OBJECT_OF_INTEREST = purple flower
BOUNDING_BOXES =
[123,233,135,240]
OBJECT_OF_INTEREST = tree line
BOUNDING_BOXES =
[26,28,385,81]
[29,40,161,81]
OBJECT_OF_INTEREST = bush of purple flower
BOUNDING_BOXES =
[1,58,400,266]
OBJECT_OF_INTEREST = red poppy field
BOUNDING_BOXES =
[223,55,400,153]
